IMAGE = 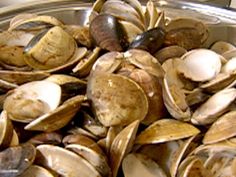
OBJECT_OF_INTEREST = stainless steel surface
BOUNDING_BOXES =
[0,0,236,46]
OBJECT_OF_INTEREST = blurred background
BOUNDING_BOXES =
[0,0,234,8]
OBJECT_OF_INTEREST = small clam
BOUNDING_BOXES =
[155,45,187,64]
[25,95,85,132]
[135,119,200,145]
[4,80,61,123]
[36,144,102,177]
[129,27,166,54]
[90,14,127,52]
[210,41,236,55]
[122,153,167,177]
[203,111,236,144]
[87,73,148,126]
[110,120,140,177]
[191,88,236,125]
[177,49,222,82]
[164,18,209,50]
[0,143,36,177]
[0,111,13,149]
[18,165,55,177]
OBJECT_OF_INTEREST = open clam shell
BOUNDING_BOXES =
[36,144,102,177]
[87,73,148,126]
[25,95,85,132]
[4,80,61,123]
[135,119,200,145]
[110,120,140,177]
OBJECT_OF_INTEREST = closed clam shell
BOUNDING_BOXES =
[24,26,77,70]
[110,120,140,177]
[66,143,111,177]
[136,119,200,145]
[210,41,236,55]
[0,110,13,149]
[36,144,102,177]
[203,111,236,144]
[18,165,55,177]
[4,80,61,123]
[191,88,236,125]
[87,73,148,126]
[177,49,222,82]
[122,153,167,177]
[0,143,36,177]
[25,95,84,132]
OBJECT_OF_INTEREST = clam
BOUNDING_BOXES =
[100,0,144,30]
[185,88,210,106]
[3,80,61,123]
[191,88,236,125]
[89,14,127,52]
[0,30,34,70]
[36,144,102,177]
[222,48,236,60]
[177,49,222,82]
[25,95,85,132]
[105,126,123,154]
[10,130,19,147]
[164,18,209,50]
[9,15,63,31]
[155,45,187,64]
[110,120,140,177]
[203,111,236,144]
[18,165,55,177]
[144,0,160,30]
[135,119,199,145]
[0,70,50,85]
[210,41,236,55]
[28,132,62,146]
[0,111,13,149]
[67,127,98,140]
[129,27,166,54]
[24,26,86,71]
[0,143,36,177]
[122,153,167,177]
[66,142,111,177]
[87,73,148,126]
[72,47,101,77]
[221,57,236,74]
[162,76,191,121]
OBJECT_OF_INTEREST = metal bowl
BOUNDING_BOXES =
[0,0,236,47]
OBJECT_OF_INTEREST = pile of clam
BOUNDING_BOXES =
[0,0,236,176]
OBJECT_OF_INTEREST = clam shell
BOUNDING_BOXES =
[110,120,140,177]
[4,80,61,123]
[66,143,111,177]
[87,73,148,126]
[122,153,167,177]
[221,57,236,74]
[145,0,160,30]
[222,49,236,60]
[9,130,19,147]
[185,88,210,107]
[177,49,222,82]
[28,132,62,146]
[0,111,13,149]
[25,95,84,132]
[18,165,55,177]
[210,41,236,55]
[203,111,236,144]
[135,119,200,145]
[9,13,37,30]
[191,88,236,125]
[0,143,36,177]
[36,144,102,177]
